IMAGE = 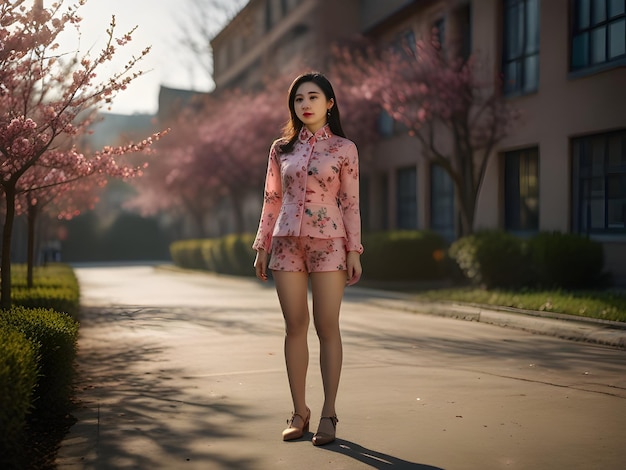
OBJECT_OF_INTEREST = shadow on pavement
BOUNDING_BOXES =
[62,306,258,469]
[341,318,626,375]
[320,439,445,469]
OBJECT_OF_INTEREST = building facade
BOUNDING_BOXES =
[211,0,626,283]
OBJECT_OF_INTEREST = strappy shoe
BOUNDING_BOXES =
[312,415,338,446]
[282,407,310,441]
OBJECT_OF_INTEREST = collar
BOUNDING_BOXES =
[298,124,332,144]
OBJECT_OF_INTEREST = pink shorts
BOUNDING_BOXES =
[269,236,347,273]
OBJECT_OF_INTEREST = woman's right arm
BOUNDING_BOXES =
[254,249,269,281]
[252,143,282,253]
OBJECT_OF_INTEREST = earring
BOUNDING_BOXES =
[327,109,331,118]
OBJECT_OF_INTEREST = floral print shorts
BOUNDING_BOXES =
[269,236,347,273]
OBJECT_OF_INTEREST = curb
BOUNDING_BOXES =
[359,293,626,350]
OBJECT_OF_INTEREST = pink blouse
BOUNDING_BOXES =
[253,124,363,254]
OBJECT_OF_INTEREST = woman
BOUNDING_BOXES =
[253,72,363,446]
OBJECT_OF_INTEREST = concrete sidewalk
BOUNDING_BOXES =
[56,266,626,470]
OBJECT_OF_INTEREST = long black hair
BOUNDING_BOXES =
[277,72,346,154]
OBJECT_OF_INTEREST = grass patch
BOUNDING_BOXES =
[12,263,78,289]
[412,287,626,322]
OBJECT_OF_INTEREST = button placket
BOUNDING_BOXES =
[294,142,314,230]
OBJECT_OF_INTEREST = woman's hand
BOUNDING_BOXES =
[254,249,269,282]
[346,251,362,286]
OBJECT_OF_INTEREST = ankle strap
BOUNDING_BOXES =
[320,415,338,427]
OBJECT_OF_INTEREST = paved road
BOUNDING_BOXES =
[56,265,626,470]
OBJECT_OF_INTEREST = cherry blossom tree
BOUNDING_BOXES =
[17,144,152,287]
[200,85,285,233]
[0,1,164,308]
[129,116,222,238]
[332,33,521,236]
[131,82,285,236]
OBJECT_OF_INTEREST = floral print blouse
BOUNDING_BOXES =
[253,124,363,254]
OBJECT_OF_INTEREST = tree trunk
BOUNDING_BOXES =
[27,202,38,288]
[455,180,476,238]
[1,185,16,310]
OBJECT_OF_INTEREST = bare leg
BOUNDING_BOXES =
[310,271,346,426]
[273,270,310,424]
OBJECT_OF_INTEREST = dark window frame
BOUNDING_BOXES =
[433,18,446,49]
[502,0,541,96]
[570,0,626,73]
[572,130,626,235]
[504,147,540,234]
[430,164,456,242]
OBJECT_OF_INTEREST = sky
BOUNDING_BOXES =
[54,0,246,115]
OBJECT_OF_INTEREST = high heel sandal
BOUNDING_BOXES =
[312,415,338,446]
[282,407,310,441]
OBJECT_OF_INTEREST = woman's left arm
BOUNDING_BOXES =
[340,142,364,286]
[339,142,364,255]
[346,251,362,286]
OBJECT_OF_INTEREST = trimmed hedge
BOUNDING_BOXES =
[170,239,207,270]
[0,263,81,467]
[0,307,79,415]
[361,230,448,281]
[528,231,606,289]
[171,234,256,276]
[0,328,38,467]
[205,234,256,276]
[12,286,80,318]
[449,230,530,288]
[449,230,607,289]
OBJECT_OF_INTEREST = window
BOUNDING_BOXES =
[430,165,456,241]
[504,147,539,232]
[434,18,446,48]
[502,0,540,95]
[377,110,394,137]
[572,130,626,234]
[392,29,416,55]
[396,167,417,229]
[571,0,626,71]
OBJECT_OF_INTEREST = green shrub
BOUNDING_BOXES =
[199,234,256,276]
[13,285,80,318]
[200,239,217,272]
[362,230,447,281]
[449,230,530,288]
[171,234,257,276]
[0,328,38,466]
[528,232,606,289]
[170,239,206,270]
[203,238,227,273]
[221,233,256,276]
[0,307,79,415]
